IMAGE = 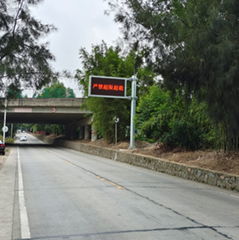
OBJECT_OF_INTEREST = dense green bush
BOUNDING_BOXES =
[136,85,218,150]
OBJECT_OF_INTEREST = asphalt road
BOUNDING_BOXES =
[14,132,45,145]
[13,136,239,240]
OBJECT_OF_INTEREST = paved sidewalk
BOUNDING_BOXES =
[0,149,17,240]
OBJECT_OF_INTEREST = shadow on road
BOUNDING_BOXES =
[7,143,53,147]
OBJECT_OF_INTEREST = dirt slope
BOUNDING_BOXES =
[85,139,239,176]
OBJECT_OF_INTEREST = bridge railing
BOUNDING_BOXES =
[0,98,85,107]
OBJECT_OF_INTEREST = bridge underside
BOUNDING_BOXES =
[0,98,94,140]
[0,112,89,124]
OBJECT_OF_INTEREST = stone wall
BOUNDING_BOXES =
[57,140,239,192]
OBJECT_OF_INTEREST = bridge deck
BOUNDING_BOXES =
[0,98,91,124]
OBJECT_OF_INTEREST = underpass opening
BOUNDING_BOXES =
[0,98,93,146]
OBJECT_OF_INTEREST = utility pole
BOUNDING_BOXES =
[129,75,137,149]
[11,123,14,138]
[3,98,7,144]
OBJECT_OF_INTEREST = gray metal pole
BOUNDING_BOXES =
[129,75,137,149]
[115,122,117,145]
[11,123,13,138]
[3,98,7,144]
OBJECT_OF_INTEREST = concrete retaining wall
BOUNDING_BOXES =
[56,140,239,192]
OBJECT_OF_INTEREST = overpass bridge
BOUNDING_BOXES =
[0,98,93,139]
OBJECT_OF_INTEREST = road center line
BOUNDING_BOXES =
[18,147,31,239]
[48,149,125,190]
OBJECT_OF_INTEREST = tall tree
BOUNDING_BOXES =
[76,42,155,142]
[6,82,23,98]
[109,0,239,149]
[0,0,55,94]
[37,82,75,98]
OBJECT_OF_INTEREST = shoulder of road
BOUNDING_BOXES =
[0,148,17,240]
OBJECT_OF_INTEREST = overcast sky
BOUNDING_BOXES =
[29,0,121,96]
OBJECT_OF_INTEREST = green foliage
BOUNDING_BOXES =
[136,86,217,150]
[0,0,55,92]
[77,42,156,93]
[76,42,154,142]
[110,0,239,150]
[0,135,14,144]
[76,42,155,142]
[30,123,65,135]
[6,83,23,98]
[37,82,75,98]
[77,43,130,142]
[5,137,14,144]
[29,82,75,135]
[86,97,129,141]
[136,85,170,141]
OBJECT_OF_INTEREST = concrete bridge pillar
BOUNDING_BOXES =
[78,126,84,139]
[65,123,92,141]
[65,122,78,139]
[91,125,97,142]
[84,125,90,140]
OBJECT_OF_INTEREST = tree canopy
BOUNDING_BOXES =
[37,82,75,98]
[6,82,23,98]
[76,42,155,142]
[0,0,55,94]
[109,0,239,149]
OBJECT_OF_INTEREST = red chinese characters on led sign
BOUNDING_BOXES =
[92,83,124,92]
[89,76,126,98]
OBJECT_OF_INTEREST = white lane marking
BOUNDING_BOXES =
[18,147,31,239]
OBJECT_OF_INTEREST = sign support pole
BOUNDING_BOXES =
[115,122,117,145]
[88,74,137,148]
[129,75,137,149]
[3,98,7,144]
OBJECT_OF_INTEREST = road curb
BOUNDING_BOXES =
[57,140,239,192]
[0,148,17,240]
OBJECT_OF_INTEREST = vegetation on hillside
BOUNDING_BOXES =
[136,86,218,150]
[105,0,239,150]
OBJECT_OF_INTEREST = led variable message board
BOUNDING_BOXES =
[89,75,128,99]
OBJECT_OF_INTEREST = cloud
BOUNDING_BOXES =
[31,0,120,73]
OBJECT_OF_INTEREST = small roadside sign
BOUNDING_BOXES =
[2,126,8,133]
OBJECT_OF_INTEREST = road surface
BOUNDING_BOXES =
[11,135,239,240]
[14,132,45,145]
